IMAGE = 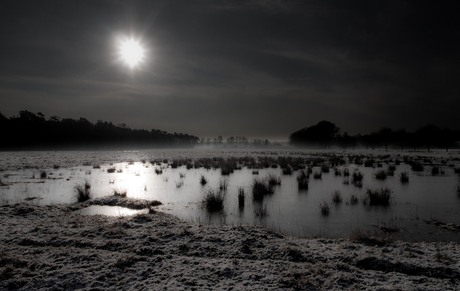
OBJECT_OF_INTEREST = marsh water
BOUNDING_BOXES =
[1,149,459,241]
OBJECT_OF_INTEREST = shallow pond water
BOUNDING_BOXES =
[78,205,148,216]
[1,149,459,241]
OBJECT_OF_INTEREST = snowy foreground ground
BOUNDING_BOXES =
[1,197,459,290]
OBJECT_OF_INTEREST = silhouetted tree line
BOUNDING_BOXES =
[290,120,460,151]
[0,111,199,150]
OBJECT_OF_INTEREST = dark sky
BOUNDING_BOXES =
[1,0,459,139]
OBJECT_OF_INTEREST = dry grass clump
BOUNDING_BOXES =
[375,170,387,180]
[400,172,409,183]
[203,188,225,212]
[366,187,392,206]
[75,181,91,202]
[238,187,245,207]
[113,189,127,198]
[320,202,330,216]
[267,174,281,186]
[252,178,274,201]
[349,194,359,205]
[254,203,268,217]
[297,170,309,190]
[313,171,322,180]
[219,178,229,191]
[200,175,208,186]
[332,190,342,204]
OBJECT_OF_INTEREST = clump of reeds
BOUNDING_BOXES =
[107,167,116,173]
[297,170,309,190]
[364,159,374,167]
[320,202,330,216]
[352,170,363,187]
[40,171,47,179]
[203,188,225,212]
[411,162,424,172]
[221,166,233,176]
[366,187,392,206]
[332,190,342,204]
[238,187,245,207]
[113,189,127,198]
[155,168,163,175]
[219,178,229,191]
[313,171,322,180]
[252,170,259,175]
[400,172,409,183]
[334,167,342,176]
[267,174,281,186]
[200,175,208,186]
[282,166,293,175]
[321,164,330,173]
[343,168,350,177]
[179,172,186,179]
[349,194,359,205]
[375,170,387,180]
[431,166,443,176]
[75,181,91,202]
[252,178,274,201]
[254,203,268,217]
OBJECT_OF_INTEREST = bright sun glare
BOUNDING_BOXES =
[118,38,145,69]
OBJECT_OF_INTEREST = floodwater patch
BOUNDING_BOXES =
[78,205,148,217]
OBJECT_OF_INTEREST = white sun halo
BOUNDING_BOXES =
[119,38,145,69]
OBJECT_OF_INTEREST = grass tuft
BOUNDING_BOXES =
[313,171,322,180]
[252,178,274,201]
[267,174,281,186]
[297,170,309,190]
[349,194,359,205]
[254,203,268,217]
[320,202,330,216]
[332,190,342,204]
[366,187,392,206]
[375,170,387,180]
[203,189,225,212]
[113,189,127,198]
[200,175,208,186]
[238,187,245,208]
[400,172,409,183]
[219,177,229,191]
[75,181,91,202]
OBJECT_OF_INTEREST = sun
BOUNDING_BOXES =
[118,38,145,69]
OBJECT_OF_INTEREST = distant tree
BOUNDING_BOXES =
[290,120,340,147]
[0,110,198,149]
[377,127,393,151]
[416,125,442,151]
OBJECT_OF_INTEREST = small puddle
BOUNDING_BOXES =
[79,205,148,216]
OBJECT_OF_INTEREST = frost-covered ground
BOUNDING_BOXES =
[1,197,459,290]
